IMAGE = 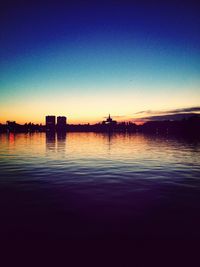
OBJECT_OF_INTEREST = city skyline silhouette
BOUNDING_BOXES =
[1,112,200,137]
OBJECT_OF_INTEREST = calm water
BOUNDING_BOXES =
[0,132,200,249]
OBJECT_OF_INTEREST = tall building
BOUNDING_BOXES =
[57,116,67,126]
[57,116,67,131]
[46,115,56,131]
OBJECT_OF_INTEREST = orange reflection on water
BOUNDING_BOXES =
[0,132,198,168]
[8,133,15,144]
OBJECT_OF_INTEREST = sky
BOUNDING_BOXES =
[0,0,200,124]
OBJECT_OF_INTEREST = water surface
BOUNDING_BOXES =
[0,132,200,244]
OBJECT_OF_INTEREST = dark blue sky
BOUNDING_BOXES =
[0,1,200,123]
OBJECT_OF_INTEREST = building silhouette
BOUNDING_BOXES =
[102,114,117,126]
[57,116,67,131]
[46,115,56,131]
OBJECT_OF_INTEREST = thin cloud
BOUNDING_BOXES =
[134,110,151,115]
[166,107,200,114]
[142,113,199,121]
[103,115,126,119]
[134,106,200,116]
[132,106,200,122]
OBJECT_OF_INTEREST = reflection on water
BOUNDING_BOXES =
[46,131,56,151]
[0,132,200,244]
[0,132,200,189]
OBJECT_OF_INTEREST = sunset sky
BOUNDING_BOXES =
[0,1,200,124]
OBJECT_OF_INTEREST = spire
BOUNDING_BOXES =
[107,114,112,123]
